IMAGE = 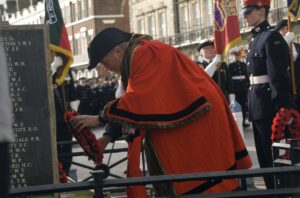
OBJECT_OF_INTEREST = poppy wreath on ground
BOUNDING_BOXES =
[58,161,68,183]
[271,108,300,142]
[64,111,103,165]
[271,108,300,159]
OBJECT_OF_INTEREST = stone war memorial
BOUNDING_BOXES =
[0,25,58,190]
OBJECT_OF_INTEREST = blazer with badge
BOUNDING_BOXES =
[202,60,230,97]
[246,20,295,121]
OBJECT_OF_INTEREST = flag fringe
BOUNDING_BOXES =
[222,37,242,59]
[50,44,73,85]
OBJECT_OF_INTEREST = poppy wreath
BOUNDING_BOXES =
[58,161,68,183]
[271,108,300,160]
[64,111,104,165]
[271,108,300,142]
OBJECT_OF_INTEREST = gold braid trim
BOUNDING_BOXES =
[104,34,213,129]
[103,102,212,130]
[120,34,153,90]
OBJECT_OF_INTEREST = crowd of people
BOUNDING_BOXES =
[75,73,118,115]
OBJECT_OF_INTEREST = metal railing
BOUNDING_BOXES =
[9,166,300,197]
[156,7,288,48]
[9,137,300,197]
[57,140,130,181]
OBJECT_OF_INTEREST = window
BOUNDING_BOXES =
[137,18,145,34]
[71,3,75,22]
[81,31,88,54]
[273,0,286,8]
[87,0,92,16]
[179,4,189,32]
[73,39,77,55]
[148,15,155,37]
[158,11,167,37]
[66,4,71,23]
[76,38,81,55]
[192,1,201,29]
[205,0,213,26]
[74,1,79,21]
[81,0,85,18]
[74,34,81,55]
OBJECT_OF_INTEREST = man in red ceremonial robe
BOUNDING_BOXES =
[72,27,252,197]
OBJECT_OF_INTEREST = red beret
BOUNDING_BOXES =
[242,0,270,8]
[241,0,270,15]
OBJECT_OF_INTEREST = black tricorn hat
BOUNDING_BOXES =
[275,19,288,31]
[197,39,214,51]
[87,27,133,70]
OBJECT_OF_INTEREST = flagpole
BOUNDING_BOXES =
[288,14,297,96]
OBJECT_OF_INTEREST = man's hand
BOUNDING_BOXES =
[72,115,100,131]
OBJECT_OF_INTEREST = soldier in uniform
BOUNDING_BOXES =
[275,19,300,111]
[197,39,230,98]
[228,47,250,127]
[242,0,296,189]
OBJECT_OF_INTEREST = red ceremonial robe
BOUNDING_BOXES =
[103,39,252,196]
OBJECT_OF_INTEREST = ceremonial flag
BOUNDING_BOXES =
[45,0,73,85]
[288,0,300,19]
[213,0,241,58]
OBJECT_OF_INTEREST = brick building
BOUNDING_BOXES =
[2,0,130,78]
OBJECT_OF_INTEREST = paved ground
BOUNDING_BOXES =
[67,122,266,197]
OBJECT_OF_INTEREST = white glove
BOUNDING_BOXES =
[284,32,295,45]
[283,33,298,60]
[292,43,299,61]
[205,54,222,77]
[228,94,236,104]
[51,56,63,76]
[115,78,125,98]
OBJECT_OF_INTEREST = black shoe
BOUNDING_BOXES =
[243,123,250,128]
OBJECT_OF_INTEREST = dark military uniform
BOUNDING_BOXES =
[202,60,230,97]
[246,20,295,189]
[228,60,250,125]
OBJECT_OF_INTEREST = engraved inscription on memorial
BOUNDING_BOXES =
[0,27,56,188]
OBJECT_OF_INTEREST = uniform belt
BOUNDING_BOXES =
[232,75,246,80]
[249,75,268,85]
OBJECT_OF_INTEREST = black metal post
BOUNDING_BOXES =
[93,171,104,198]
[92,164,110,198]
